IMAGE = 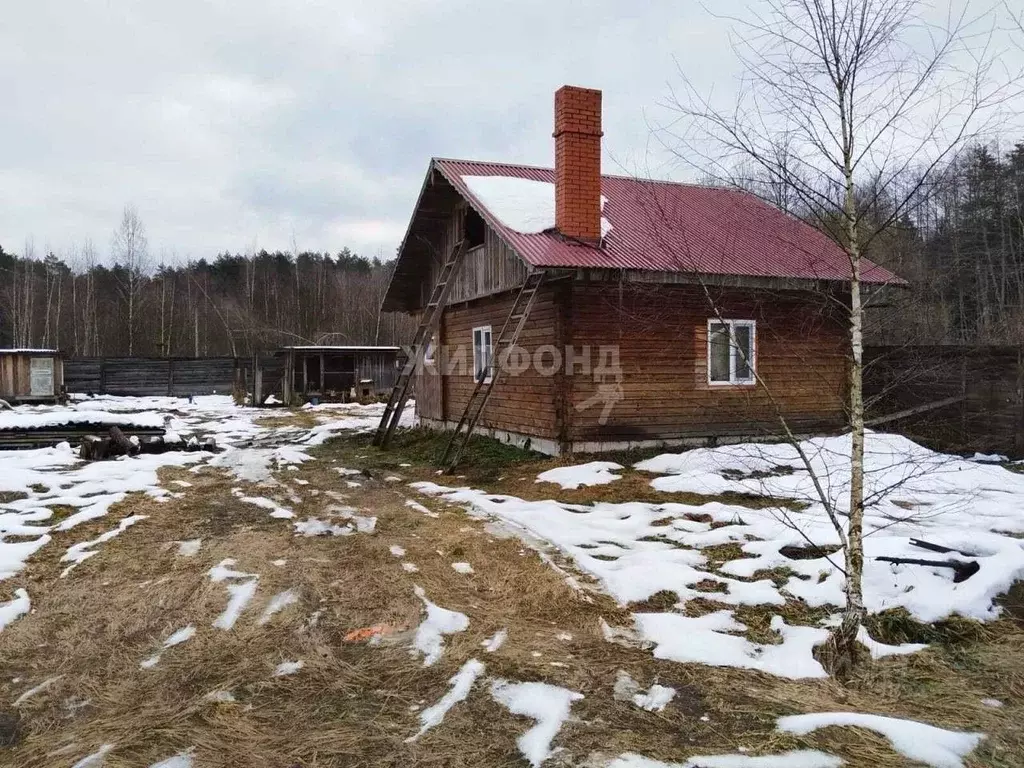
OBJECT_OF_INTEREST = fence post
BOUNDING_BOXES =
[99,359,107,395]
[167,358,176,397]
[1016,346,1024,456]
[960,350,969,448]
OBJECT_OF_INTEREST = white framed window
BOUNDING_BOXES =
[707,319,756,385]
[472,325,493,383]
[423,335,436,365]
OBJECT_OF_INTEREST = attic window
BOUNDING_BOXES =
[465,208,486,249]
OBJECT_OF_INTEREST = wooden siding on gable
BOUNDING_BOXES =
[448,229,528,304]
[420,205,529,310]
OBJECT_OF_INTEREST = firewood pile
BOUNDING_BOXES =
[79,426,219,460]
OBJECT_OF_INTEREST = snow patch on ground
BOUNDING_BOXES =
[412,431,1024,678]
[483,629,508,652]
[613,671,676,712]
[636,611,829,679]
[145,627,192,663]
[213,580,258,630]
[148,749,194,768]
[489,679,583,767]
[777,712,984,768]
[406,498,439,518]
[406,658,485,742]
[635,432,1024,622]
[12,675,62,706]
[970,452,1007,463]
[536,461,623,489]
[451,561,474,574]
[234,492,293,519]
[293,518,351,537]
[294,505,376,538]
[855,626,927,659]
[60,515,147,578]
[632,684,676,712]
[0,588,31,632]
[141,625,197,669]
[71,743,115,768]
[0,396,308,582]
[208,558,255,582]
[605,750,844,767]
[175,539,202,557]
[0,409,165,430]
[207,559,259,630]
[259,588,299,625]
[411,585,469,666]
[273,660,304,677]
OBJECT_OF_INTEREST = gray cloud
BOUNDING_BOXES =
[0,0,1017,263]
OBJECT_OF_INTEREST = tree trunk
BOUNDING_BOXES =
[829,115,868,677]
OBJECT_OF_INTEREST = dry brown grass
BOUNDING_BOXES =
[254,411,320,430]
[508,467,795,512]
[1,430,1022,766]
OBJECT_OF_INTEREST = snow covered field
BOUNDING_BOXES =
[417,432,1024,679]
[405,432,1024,764]
[1,396,401,621]
[1,403,1020,767]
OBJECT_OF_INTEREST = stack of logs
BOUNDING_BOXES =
[79,426,218,460]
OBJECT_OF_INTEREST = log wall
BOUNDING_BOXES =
[567,282,849,443]
[438,284,561,440]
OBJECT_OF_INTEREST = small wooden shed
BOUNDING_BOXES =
[279,346,400,403]
[0,349,64,404]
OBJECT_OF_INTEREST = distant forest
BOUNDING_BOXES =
[0,215,416,357]
[862,141,1024,346]
[1,140,1023,357]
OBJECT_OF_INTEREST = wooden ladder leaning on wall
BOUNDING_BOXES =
[441,269,546,471]
[372,239,469,448]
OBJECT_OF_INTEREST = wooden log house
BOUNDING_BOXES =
[378,86,903,457]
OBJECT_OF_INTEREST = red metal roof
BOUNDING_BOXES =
[434,158,901,284]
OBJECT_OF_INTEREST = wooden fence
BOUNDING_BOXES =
[865,345,1024,457]
[65,357,240,397]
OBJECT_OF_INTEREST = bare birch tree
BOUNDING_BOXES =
[662,0,1010,674]
[111,205,149,355]
[13,239,37,347]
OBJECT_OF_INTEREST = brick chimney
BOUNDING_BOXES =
[553,85,603,242]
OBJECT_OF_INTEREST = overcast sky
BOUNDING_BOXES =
[0,1,1018,264]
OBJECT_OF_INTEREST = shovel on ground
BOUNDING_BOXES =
[876,538,980,583]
